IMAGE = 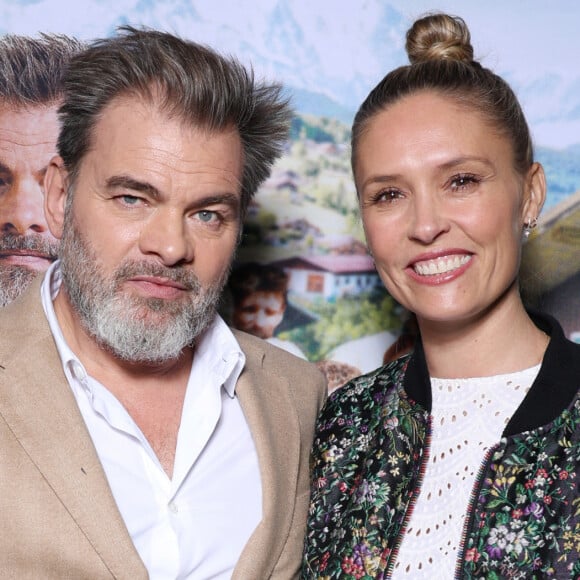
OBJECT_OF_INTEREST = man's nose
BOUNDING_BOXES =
[0,178,49,235]
[138,208,195,267]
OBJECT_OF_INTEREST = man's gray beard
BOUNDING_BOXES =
[59,220,229,364]
[0,233,59,307]
[0,265,38,307]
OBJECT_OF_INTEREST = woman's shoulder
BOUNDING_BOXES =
[331,355,408,398]
[315,356,411,434]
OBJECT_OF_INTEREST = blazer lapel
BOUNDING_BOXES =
[232,334,302,578]
[0,280,147,579]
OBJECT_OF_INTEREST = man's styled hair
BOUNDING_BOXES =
[57,26,293,213]
[0,33,84,107]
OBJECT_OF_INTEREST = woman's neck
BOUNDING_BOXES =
[418,298,549,379]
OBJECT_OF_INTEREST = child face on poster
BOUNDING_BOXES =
[233,289,286,339]
[228,262,290,339]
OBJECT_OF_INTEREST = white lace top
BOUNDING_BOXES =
[392,364,541,578]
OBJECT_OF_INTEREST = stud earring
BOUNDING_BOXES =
[523,217,538,239]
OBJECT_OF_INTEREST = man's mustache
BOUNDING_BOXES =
[114,260,202,293]
[0,233,59,259]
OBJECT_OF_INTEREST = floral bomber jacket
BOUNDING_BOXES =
[301,313,580,579]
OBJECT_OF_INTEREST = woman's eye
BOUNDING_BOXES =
[361,188,404,209]
[450,174,479,190]
[375,189,403,203]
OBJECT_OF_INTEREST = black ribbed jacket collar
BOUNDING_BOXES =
[403,312,580,437]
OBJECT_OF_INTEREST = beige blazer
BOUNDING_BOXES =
[0,279,326,579]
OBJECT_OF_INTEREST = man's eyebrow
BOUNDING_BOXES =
[106,175,161,199]
[106,175,241,210]
[197,193,241,209]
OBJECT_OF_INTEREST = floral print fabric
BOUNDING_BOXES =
[302,356,580,579]
[465,399,580,578]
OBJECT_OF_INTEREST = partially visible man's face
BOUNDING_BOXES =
[50,96,244,364]
[0,105,60,306]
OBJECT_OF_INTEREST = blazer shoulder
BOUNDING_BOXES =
[233,329,327,406]
[0,279,48,359]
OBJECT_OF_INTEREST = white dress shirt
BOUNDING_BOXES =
[41,262,262,579]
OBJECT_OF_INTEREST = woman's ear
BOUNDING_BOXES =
[522,162,547,224]
[44,155,69,240]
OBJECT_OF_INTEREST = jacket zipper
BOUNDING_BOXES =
[454,444,498,579]
[385,416,432,578]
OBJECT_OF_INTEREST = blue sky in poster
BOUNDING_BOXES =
[2,0,579,149]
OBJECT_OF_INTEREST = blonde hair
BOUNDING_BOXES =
[352,13,533,181]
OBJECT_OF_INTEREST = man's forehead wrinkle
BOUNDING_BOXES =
[0,128,55,148]
[119,144,239,178]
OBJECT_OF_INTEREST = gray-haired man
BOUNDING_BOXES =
[0,27,326,579]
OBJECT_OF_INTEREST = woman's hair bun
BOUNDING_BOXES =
[405,12,474,64]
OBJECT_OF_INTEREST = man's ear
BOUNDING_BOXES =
[522,162,547,224]
[44,155,69,241]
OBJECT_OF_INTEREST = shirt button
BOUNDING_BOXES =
[69,360,87,382]
[168,502,178,514]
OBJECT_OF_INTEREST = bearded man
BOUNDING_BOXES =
[0,27,326,579]
[0,33,83,306]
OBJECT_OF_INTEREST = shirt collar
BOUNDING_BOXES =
[41,260,83,387]
[192,314,246,399]
[40,260,245,398]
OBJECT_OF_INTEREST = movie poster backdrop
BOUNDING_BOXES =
[2,0,579,390]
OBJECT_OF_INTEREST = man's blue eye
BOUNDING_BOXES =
[198,211,216,222]
[122,195,140,205]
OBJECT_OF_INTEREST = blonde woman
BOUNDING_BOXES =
[303,12,580,579]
